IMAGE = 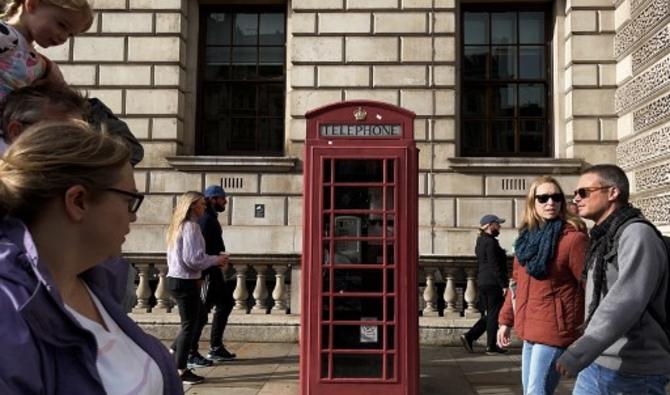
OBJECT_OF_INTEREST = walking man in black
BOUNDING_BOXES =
[190,185,237,364]
[460,214,509,355]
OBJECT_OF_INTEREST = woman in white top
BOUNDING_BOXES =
[165,191,228,384]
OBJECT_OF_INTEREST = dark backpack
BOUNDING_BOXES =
[608,218,670,341]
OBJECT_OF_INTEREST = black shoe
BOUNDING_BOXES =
[459,334,474,353]
[208,345,236,361]
[485,346,508,355]
[187,352,213,368]
[180,369,204,384]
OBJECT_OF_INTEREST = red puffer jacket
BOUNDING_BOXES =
[499,223,588,348]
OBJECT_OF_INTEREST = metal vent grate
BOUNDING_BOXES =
[501,178,526,191]
[222,177,243,190]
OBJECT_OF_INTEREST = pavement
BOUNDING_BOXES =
[179,342,578,395]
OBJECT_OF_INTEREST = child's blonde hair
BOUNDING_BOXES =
[2,0,94,32]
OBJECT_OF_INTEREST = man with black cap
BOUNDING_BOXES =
[460,214,509,355]
[189,185,237,365]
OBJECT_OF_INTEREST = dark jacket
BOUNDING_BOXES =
[475,233,509,289]
[0,217,183,394]
[197,204,227,283]
[499,224,588,348]
[88,98,144,166]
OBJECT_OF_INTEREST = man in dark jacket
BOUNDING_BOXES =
[460,214,509,355]
[189,185,237,365]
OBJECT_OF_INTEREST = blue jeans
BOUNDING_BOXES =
[521,341,564,395]
[573,363,669,395]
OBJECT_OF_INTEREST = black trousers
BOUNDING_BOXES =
[167,277,205,369]
[192,269,235,352]
[465,285,504,349]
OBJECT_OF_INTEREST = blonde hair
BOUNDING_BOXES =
[519,175,586,232]
[2,0,94,32]
[0,120,131,223]
[166,191,205,248]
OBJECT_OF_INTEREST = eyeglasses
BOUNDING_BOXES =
[105,188,144,213]
[535,193,564,204]
[573,186,611,199]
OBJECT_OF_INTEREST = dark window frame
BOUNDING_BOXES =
[460,3,553,157]
[196,5,287,156]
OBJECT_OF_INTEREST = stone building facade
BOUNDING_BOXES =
[38,0,669,312]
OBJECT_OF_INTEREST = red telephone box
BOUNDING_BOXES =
[300,101,419,395]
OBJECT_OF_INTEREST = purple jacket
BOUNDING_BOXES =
[0,217,183,394]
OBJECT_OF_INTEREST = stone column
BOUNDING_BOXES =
[132,263,152,313]
[232,264,249,314]
[422,267,439,317]
[272,265,288,314]
[463,268,480,318]
[442,268,460,319]
[251,265,269,314]
[153,264,172,313]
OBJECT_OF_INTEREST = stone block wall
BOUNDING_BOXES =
[613,0,670,230]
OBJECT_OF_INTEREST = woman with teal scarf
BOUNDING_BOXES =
[496,176,588,395]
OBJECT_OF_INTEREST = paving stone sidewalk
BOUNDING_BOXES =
[180,342,578,395]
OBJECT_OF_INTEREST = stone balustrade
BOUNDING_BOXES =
[126,253,512,319]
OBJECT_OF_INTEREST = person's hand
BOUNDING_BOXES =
[218,253,230,269]
[555,361,574,378]
[496,325,511,348]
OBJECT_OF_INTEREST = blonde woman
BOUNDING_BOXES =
[497,176,588,395]
[0,121,182,394]
[166,192,228,385]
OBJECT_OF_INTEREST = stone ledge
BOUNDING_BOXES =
[167,156,299,172]
[447,157,584,174]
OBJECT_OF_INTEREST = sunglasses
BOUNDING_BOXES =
[573,186,611,199]
[535,193,564,204]
[105,187,144,213]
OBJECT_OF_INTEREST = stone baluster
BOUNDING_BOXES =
[442,268,460,318]
[464,268,480,318]
[252,265,269,314]
[232,264,249,314]
[422,267,439,316]
[271,264,288,314]
[153,264,172,313]
[132,263,152,313]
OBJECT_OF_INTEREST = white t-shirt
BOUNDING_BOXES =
[66,286,164,395]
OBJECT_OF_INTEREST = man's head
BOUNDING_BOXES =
[480,214,505,237]
[1,81,88,144]
[204,185,227,213]
[574,164,629,224]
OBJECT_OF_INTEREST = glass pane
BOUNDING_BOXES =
[464,12,488,45]
[331,214,384,237]
[520,12,544,44]
[385,160,394,182]
[321,353,329,378]
[202,84,228,118]
[322,296,331,320]
[333,324,383,349]
[335,160,384,182]
[520,120,545,153]
[334,186,383,210]
[206,13,232,45]
[491,119,515,153]
[333,354,383,378]
[519,84,545,116]
[386,270,394,293]
[323,187,331,209]
[386,325,395,349]
[323,240,331,265]
[462,85,486,116]
[385,243,394,265]
[231,47,257,79]
[464,46,488,80]
[259,47,284,78]
[462,120,486,153]
[330,269,385,293]
[205,47,230,65]
[257,118,283,153]
[321,324,330,348]
[231,84,256,115]
[323,159,332,183]
[491,12,516,44]
[492,46,517,79]
[333,297,383,321]
[234,13,258,45]
[519,47,545,79]
[204,65,230,81]
[259,13,285,45]
[229,118,255,151]
[492,84,516,116]
[386,354,395,379]
[333,240,387,264]
[385,214,394,237]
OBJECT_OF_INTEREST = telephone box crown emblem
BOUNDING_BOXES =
[353,106,367,121]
